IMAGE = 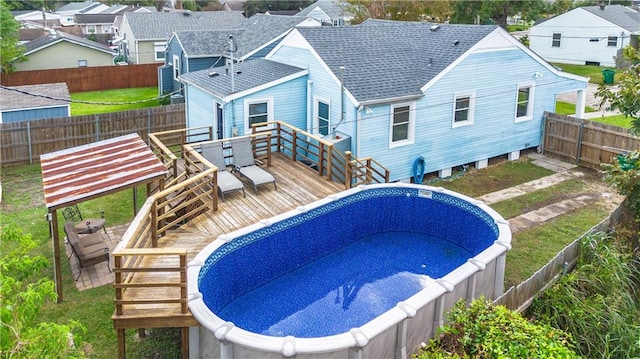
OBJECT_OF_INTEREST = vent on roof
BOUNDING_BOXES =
[208,71,218,77]
[430,25,440,32]
[453,40,459,46]
[183,10,191,16]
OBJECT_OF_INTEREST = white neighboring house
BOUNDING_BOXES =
[530,4,640,67]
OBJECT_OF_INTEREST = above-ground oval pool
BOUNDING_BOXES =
[187,183,511,359]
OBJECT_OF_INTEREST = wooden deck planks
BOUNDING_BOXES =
[113,153,344,329]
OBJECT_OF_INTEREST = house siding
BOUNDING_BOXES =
[269,46,357,140]
[530,8,625,67]
[1,106,69,123]
[357,48,586,181]
[15,42,114,71]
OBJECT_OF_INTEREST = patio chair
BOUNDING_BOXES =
[201,142,246,200]
[62,204,106,234]
[64,222,111,281]
[230,137,277,194]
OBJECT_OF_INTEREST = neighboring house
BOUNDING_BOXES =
[55,1,109,16]
[158,14,320,96]
[12,10,64,28]
[75,14,118,36]
[0,83,70,123]
[180,20,589,183]
[296,0,353,26]
[15,30,115,71]
[113,11,246,64]
[530,5,640,67]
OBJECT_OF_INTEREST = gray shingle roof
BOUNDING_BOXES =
[56,1,101,13]
[124,11,246,40]
[175,14,309,58]
[24,30,114,54]
[297,20,497,103]
[582,5,640,32]
[180,58,306,98]
[74,13,118,24]
[1,83,70,111]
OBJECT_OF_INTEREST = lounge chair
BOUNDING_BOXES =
[62,204,106,234]
[230,137,277,194]
[64,222,111,281]
[201,142,245,200]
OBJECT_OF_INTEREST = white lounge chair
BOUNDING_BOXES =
[201,142,245,200]
[230,137,277,194]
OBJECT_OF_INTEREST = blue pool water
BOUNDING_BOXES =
[217,232,471,337]
[197,187,499,339]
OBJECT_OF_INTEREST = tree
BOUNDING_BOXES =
[451,0,546,29]
[345,0,452,24]
[596,46,640,135]
[0,0,26,73]
[0,225,87,357]
[243,0,313,18]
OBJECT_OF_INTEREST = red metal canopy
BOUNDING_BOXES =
[41,133,167,210]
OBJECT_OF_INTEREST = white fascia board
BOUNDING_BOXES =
[268,29,359,107]
[222,69,309,102]
[1,104,68,113]
[420,27,588,94]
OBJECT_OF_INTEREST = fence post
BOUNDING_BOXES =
[27,122,33,164]
[576,120,584,165]
[95,114,100,141]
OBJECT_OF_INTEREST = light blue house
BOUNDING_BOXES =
[158,14,320,96]
[180,20,589,182]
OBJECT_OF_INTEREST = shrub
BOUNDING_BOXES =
[414,298,578,358]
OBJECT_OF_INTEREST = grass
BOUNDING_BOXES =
[70,87,161,115]
[555,101,597,115]
[0,154,621,357]
[587,113,632,128]
[552,63,617,86]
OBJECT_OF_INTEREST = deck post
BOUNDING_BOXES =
[115,255,123,315]
[276,123,282,152]
[118,329,126,359]
[344,151,352,189]
[318,142,325,176]
[291,130,297,161]
[326,145,333,181]
[151,202,159,246]
[181,327,189,358]
[266,134,272,166]
[366,159,372,184]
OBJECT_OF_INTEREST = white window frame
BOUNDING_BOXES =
[172,55,180,80]
[552,33,561,47]
[389,102,415,148]
[452,92,475,128]
[313,96,330,136]
[244,97,274,134]
[154,41,166,61]
[515,82,535,122]
[87,25,96,34]
[607,36,618,47]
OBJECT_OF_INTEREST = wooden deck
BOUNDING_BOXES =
[112,153,344,327]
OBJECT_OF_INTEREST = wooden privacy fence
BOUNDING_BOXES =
[542,112,640,170]
[1,64,159,92]
[494,203,624,312]
[0,104,185,166]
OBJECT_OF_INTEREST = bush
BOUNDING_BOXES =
[414,298,578,358]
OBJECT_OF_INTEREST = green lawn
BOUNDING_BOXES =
[552,63,617,86]
[70,87,161,115]
[555,101,597,115]
[588,113,632,128]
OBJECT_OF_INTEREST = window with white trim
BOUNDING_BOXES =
[389,103,415,147]
[154,41,166,61]
[173,55,180,80]
[607,36,617,47]
[452,93,474,127]
[87,25,96,34]
[515,83,535,121]
[245,97,273,133]
[314,97,330,136]
[552,33,561,47]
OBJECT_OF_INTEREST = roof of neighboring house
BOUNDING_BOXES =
[123,11,247,40]
[0,83,70,112]
[582,5,640,32]
[222,0,246,12]
[174,14,311,58]
[296,0,351,19]
[295,20,497,103]
[179,58,306,100]
[19,28,49,42]
[23,30,114,55]
[74,13,118,24]
[56,1,106,14]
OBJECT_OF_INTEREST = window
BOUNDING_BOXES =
[607,36,617,47]
[315,98,330,136]
[244,97,273,133]
[173,55,180,80]
[389,103,414,147]
[102,25,110,33]
[154,42,166,61]
[87,25,96,34]
[515,83,535,121]
[77,59,88,67]
[452,93,475,127]
[552,33,561,47]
